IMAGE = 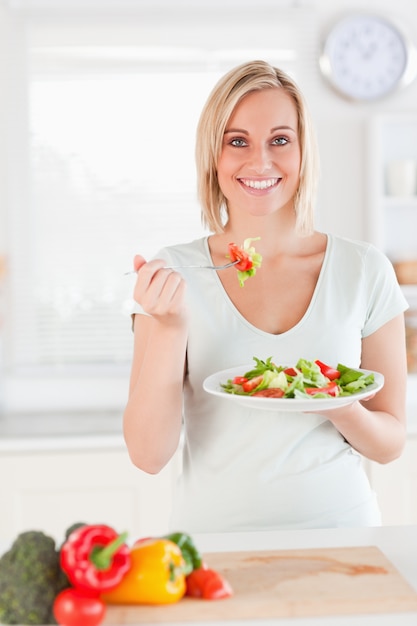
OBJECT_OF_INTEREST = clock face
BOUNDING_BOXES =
[320,14,412,101]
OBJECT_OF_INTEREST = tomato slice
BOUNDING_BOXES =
[314,360,341,380]
[252,388,285,398]
[232,376,248,385]
[283,367,298,377]
[305,381,339,396]
[242,375,263,392]
[228,243,254,271]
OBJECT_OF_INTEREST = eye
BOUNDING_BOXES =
[272,136,289,146]
[229,137,248,147]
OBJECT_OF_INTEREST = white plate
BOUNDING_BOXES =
[203,365,384,412]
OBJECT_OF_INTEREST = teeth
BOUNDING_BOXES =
[240,178,278,189]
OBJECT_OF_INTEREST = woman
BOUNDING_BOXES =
[124,60,408,531]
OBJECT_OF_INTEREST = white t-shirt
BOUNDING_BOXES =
[131,234,409,532]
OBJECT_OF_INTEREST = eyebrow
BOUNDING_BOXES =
[224,125,296,134]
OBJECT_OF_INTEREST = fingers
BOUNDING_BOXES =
[133,259,186,319]
[361,393,376,402]
[133,254,147,272]
[134,259,168,295]
[139,268,179,310]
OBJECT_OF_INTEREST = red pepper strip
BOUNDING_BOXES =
[60,524,131,594]
[186,567,233,600]
[314,360,341,380]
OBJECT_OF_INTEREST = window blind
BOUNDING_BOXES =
[13,69,214,368]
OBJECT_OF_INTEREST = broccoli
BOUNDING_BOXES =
[63,521,87,543]
[0,530,69,625]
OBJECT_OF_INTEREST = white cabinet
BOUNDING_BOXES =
[0,444,181,545]
[368,114,417,260]
[365,436,417,526]
[368,114,417,373]
[364,115,417,522]
[1,436,417,539]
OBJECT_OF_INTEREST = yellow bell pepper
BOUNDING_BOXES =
[102,538,186,605]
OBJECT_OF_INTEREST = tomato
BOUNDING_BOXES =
[186,567,233,600]
[314,360,341,380]
[305,381,339,396]
[283,367,298,377]
[232,376,248,385]
[242,375,264,392]
[252,388,285,397]
[228,243,254,271]
[53,588,106,626]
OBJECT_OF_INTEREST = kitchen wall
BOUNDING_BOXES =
[292,0,417,241]
[0,0,416,249]
[0,0,416,412]
[0,0,416,537]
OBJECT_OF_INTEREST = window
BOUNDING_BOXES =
[22,67,215,368]
[2,8,300,412]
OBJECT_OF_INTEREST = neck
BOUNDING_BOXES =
[222,206,300,254]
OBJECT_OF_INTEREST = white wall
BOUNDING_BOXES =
[1,0,416,244]
[1,0,417,412]
[292,0,417,241]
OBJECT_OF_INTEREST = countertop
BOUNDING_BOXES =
[1,525,415,625]
[0,410,125,452]
[118,525,417,626]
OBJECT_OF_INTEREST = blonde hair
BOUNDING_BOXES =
[195,60,319,235]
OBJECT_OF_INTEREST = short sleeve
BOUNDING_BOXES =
[362,245,409,337]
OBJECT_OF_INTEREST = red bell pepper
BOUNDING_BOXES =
[60,524,131,594]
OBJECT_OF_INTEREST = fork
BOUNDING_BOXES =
[124,260,239,275]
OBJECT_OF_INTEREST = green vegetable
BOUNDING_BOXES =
[236,238,262,287]
[163,532,203,576]
[0,530,69,625]
[337,364,375,395]
[242,356,277,379]
[63,522,87,541]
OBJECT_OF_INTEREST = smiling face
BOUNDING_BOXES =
[217,88,301,222]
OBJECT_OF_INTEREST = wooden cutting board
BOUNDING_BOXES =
[103,545,417,623]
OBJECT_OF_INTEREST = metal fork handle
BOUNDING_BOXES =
[164,261,238,270]
[124,260,238,275]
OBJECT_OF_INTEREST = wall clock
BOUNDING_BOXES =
[319,13,417,101]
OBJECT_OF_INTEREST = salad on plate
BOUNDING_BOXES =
[220,356,377,400]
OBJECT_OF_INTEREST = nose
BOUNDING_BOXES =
[249,144,272,174]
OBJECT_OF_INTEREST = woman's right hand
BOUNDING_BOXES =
[132,254,187,325]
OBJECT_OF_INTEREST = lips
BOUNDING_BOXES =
[239,177,280,190]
